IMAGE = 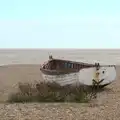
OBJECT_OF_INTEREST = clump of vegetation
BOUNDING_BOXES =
[7,81,98,103]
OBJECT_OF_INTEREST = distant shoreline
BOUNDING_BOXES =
[0,49,119,65]
[0,48,119,50]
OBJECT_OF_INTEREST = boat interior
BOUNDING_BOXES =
[41,57,94,72]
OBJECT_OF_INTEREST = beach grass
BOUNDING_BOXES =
[7,81,98,103]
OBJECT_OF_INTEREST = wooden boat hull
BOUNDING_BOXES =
[40,56,116,87]
[41,66,116,87]
[78,66,116,86]
[40,68,78,75]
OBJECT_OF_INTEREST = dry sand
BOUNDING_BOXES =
[0,64,119,120]
[0,64,43,102]
[0,49,120,120]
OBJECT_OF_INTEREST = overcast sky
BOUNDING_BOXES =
[0,0,120,48]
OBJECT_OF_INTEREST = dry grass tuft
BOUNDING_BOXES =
[7,81,98,103]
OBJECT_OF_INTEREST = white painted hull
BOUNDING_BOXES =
[42,72,80,86]
[79,66,116,86]
[41,66,116,86]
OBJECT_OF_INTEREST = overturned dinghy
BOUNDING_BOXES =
[40,55,117,87]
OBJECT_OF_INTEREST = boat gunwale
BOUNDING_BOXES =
[47,58,95,66]
[40,57,116,75]
[43,58,116,67]
[40,67,79,75]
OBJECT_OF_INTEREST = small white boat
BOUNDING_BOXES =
[40,55,117,87]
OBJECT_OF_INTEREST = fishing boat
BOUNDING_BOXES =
[40,55,117,87]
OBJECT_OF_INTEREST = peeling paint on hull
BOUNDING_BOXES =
[41,66,116,87]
